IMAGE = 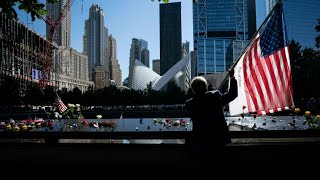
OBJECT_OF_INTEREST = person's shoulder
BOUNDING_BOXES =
[207,90,222,97]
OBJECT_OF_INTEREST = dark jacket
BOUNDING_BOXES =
[185,78,238,145]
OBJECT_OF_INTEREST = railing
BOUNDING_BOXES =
[1,129,320,144]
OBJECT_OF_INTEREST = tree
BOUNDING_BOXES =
[0,0,170,22]
[0,77,21,108]
[0,0,58,21]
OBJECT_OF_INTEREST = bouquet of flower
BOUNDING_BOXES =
[303,111,320,128]
[61,104,83,120]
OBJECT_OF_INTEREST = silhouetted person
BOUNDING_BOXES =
[185,69,238,180]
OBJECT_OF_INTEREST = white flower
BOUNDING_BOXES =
[67,103,72,108]
[96,115,102,119]
[76,104,80,107]
[41,106,45,110]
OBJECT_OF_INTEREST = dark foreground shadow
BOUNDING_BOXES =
[0,141,319,179]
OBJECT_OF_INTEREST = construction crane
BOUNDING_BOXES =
[39,0,75,91]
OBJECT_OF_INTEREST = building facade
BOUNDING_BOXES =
[93,65,109,90]
[0,13,93,94]
[0,13,57,89]
[160,2,182,76]
[56,47,93,92]
[83,4,109,81]
[128,38,149,88]
[152,59,160,75]
[193,0,256,75]
[141,48,150,68]
[190,51,197,79]
[266,0,320,48]
[108,35,122,86]
[46,0,71,48]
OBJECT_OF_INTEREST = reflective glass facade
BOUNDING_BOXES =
[266,0,320,48]
[193,0,256,75]
[160,2,182,76]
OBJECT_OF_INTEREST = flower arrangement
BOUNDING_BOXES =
[98,120,117,128]
[303,111,320,128]
[61,104,83,120]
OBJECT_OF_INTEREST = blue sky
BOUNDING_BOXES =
[17,0,265,81]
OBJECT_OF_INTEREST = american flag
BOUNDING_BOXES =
[229,2,294,116]
[55,93,68,113]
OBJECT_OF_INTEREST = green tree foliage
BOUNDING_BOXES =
[0,0,58,21]
[0,76,21,108]
[290,40,320,104]
[0,0,170,22]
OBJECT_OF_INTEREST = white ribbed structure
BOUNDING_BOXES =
[131,55,189,91]
[131,60,160,90]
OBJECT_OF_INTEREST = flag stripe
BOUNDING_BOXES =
[243,50,259,113]
[55,94,68,113]
[254,42,274,112]
[270,53,285,111]
[248,42,267,112]
[265,55,282,112]
[277,50,289,109]
[282,47,294,100]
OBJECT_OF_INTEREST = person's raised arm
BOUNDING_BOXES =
[221,69,238,106]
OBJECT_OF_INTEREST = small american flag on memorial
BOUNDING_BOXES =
[55,92,68,113]
[229,2,294,116]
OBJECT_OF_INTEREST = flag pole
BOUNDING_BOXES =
[218,0,282,90]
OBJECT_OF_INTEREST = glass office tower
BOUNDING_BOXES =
[193,0,256,75]
[266,0,320,48]
[160,2,182,76]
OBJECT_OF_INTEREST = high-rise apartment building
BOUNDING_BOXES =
[46,0,71,48]
[83,4,109,81]
[108,35,122,86]
[160,2,182,75]
[128,38,149,88]
[193,0,256,75]
[265,0,320,48]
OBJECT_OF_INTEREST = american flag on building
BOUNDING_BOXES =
[229,2,295,116]
[55,92,68,113]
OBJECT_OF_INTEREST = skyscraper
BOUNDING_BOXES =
[160,2,182,75]
[46,0,71,48]
[141,49,150,68]
[265,0,320,48]
[128,38,149,88]
[193,0,256,75]
[108,35,122,86]
[83,4,109,81]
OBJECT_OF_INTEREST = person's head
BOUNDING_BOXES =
[190,76,208,95]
